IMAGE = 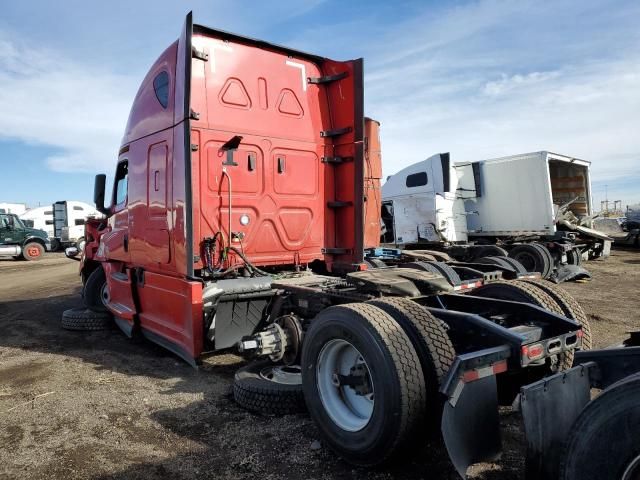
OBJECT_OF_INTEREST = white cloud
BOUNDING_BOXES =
[350,0,640,205]
[0,35,137,173]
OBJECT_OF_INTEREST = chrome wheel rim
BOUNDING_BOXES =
[100,282,109,307]
[316,339,374,432]
[259,365,301,385]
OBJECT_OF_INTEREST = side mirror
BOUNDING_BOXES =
[94,174,109,215]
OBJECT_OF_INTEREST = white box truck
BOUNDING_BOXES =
[382,151,612,280]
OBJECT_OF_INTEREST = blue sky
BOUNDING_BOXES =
[1,0,639,209]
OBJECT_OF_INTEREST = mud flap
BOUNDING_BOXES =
[520,364,594,479]
[442,375,501,477]
[552,264,591,283]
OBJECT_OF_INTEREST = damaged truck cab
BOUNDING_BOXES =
[73,13,640,480]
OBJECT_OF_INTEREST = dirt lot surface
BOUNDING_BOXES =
[1,250,638,479]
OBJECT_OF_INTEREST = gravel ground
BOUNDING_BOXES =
[0,249,638,479]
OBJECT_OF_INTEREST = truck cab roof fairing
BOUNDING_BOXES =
[121,42,178,147]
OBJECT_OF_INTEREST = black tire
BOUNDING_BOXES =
[301,303,426,466]
[473,280,562,315]
[517,279,592,370]
[233,360,306,415]
[428,262,462,287]
[472,245,508,260]
[566,248,582,266]
[401,261,461,287]
[532,242,554,279]
[367,297,455,435]
[508,244,550,278]
[83,267,108,312]
[473,281,567,401]
[61,307,112,331]
[50,238,61,252]
[500,256,528,274]
[476,255,517,271]
[560,374,640,480]
[22,242,44,261]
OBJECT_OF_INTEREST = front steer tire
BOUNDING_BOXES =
[83,267,108,312]
[61,307,112,331]
[22,242,44,261]
[301,303,426,466]
[233,360,306,415]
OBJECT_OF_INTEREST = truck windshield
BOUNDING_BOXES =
[13,216,25,228]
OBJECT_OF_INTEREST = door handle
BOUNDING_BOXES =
[123,234,129,252]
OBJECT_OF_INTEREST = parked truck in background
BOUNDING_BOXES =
[0,210,51,260]
[382,151,613,280]
[20,201,102,251]
[63,13,640,479]
[0,202,27,215]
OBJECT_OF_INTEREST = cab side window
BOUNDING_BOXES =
[114,161,129,208]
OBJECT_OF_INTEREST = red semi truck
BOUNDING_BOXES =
[67,13,640,480]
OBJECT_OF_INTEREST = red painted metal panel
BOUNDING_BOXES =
[189,33,331,268]
[103,262,136,322]
[364,118,382,249]
[121,42,177,146]
[136,271,204,360]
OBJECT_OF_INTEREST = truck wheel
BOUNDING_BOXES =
[233,360,306,415]
[367,297,455,436]
[477,255,526,274]
[83,267,108,312]
[472,245,508,260]
[561,374,640,480]
[50,238,60,252]
[566,248,582,266]
[516,279,592,370]
[22,242,44,261]
[301,303,426,466]
[472,280,562,314]
[508,244,550,279]
[501,257,528,274]
[533,243,555,278]
[401,261,461,287]
[61,307,112,331]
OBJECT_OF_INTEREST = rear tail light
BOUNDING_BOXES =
[522,343,545,360]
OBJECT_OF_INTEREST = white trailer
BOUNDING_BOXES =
[0,202,28,215]
[21,201,102,250]
[52,201,103,250]
[382,151,612,281]
[20,206,54,237]
[458,152,593,236]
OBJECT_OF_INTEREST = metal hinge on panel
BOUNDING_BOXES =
[192,46,209,61]
[193,255,201,263]
[320,127,352,138]
[322,248,349,255]
[327,201,353,208]
[190,109,200,120]
[191,144,199,152]
[308,71,348,84]
[321,156,354,165]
